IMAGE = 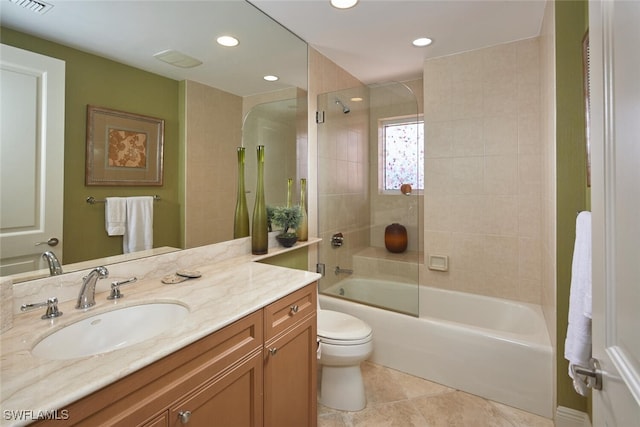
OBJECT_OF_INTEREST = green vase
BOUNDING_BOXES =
[298,178,308,241]
[286,178,293,208]
[251,145,268,254]
[233,147,249,238]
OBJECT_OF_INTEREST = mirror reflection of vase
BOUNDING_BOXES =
[298,178,308,241]
[233,147,249,238]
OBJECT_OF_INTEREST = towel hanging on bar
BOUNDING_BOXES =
[87,195,160,204]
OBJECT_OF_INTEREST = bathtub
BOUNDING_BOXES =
[320,279,553,418]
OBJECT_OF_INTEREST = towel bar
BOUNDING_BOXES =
[86,195,160,204]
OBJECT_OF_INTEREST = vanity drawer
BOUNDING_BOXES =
[264,282,317,340]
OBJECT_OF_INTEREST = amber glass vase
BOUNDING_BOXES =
[384,223,407,253]
[251,145,268,254]
[233,147,249,238]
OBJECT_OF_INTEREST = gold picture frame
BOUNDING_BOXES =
[85,105,164,186]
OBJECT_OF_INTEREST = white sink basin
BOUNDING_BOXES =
[32,302,189,360]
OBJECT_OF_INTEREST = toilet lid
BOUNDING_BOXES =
[317,310,373,341]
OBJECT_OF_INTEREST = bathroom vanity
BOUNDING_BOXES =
[0,247,321,427]
[34,283,317,427]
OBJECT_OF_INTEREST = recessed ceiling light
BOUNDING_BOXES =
[217,35,239,47]
[350,97,363,102]
[263,75,279,82]
[331,0,358,10]
[153,50,202,68]
[413,37,433,47]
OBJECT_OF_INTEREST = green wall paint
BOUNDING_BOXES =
[555,0,590,412]
[1,27,181,264]
[258,248,309,271]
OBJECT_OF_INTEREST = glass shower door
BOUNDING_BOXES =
[316,82,421,316]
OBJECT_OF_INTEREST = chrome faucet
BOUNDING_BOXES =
[335,266,353,275]
[42,251,63,276]
[76,266,109,309]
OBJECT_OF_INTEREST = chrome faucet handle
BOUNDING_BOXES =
[107,277,138,300]
[21,297,63,320]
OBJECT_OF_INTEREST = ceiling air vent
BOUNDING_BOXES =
[9,0,54,14]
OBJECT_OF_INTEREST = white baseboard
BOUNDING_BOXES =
[555,406,592,427]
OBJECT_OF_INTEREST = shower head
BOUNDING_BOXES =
[335,98,350,114]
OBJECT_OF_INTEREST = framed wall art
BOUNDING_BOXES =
[85,105,164,186]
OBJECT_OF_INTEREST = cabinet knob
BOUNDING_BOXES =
[269,347,278,356]
[178,410,192,424]
[290,304,299,314]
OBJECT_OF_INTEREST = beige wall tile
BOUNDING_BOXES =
[484,115,518,155]
[484,155,518,195]
[452,157,484,195]
[424,38,543,304]
[452,118,484,156]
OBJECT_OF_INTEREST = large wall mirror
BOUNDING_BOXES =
[0,1,308,282]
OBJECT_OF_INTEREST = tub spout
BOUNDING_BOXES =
[335,266,353,276]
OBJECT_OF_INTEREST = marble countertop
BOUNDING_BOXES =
[0,257,321,426]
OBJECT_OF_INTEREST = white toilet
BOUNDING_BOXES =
[317,309,373,411]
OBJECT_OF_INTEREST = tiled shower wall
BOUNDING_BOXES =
[540,0,557,357]
[368,80,424,254]
[421,38,543,304]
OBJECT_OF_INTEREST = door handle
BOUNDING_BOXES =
[571,358,603,395]
[35,237,59,247]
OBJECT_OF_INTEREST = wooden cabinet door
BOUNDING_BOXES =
[169,351,263,427]
[263,314,317,427]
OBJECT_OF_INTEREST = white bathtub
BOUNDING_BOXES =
[320,279,553,418]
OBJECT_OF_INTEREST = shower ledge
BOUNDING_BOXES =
[354,247,424,265]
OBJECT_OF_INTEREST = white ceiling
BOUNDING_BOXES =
[0,0,308,96]
[252,0,547,84]
[0,0,547,94]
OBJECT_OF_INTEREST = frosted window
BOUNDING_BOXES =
[382,120,424,191]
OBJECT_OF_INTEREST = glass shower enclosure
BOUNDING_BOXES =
[316,82,422,316]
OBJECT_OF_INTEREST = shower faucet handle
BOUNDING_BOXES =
[331,233,344,248]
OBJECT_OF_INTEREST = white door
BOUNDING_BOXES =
[589,1,640,425]
[0,44,65,276]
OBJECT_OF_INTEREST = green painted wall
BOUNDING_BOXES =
[258,248,309,271]
[1,27,181,264]
[555,0,590,412]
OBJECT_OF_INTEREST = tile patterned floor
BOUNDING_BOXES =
[318,362,554,427]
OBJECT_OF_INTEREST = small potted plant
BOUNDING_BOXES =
[270,205,302,247]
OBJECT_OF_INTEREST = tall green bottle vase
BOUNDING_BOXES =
[298,178,308,241]
[251,145,268,254]
[233,147,249,238]
[286,178,293,208]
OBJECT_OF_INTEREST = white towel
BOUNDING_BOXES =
[105,197,126,236]
[564,211,592,381]
[123,196,153,253]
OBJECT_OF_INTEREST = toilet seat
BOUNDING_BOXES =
[318,310,373,345]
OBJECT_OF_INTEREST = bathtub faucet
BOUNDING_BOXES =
[335,266,353,276]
